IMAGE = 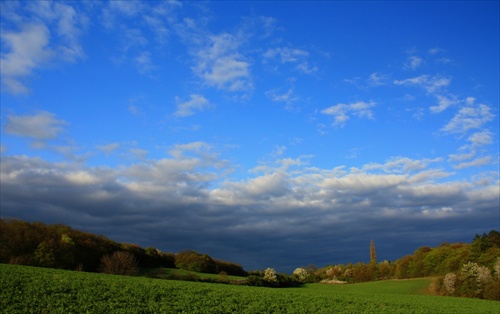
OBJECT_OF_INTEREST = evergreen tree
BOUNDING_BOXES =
[370,240,377,264]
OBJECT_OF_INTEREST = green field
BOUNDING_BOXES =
[1,264,498,313]
[141,267,247,283]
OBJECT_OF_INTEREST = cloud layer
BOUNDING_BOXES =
[2,150,498,271]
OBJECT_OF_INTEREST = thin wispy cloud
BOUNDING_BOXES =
[393,74,450,93]
[174,94,211,117]
[405,55,423,70]
[321,101,376,127]
[97,143,120,156]
[264,47,317,74]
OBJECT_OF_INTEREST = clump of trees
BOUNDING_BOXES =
[0,219,246,277]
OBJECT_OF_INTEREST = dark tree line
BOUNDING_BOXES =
[0,219,246,277]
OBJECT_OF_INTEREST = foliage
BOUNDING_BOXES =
[0,219,245,276]
[2,264,499,314]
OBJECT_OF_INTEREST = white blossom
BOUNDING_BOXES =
[293,268,309,281]
[263,267,277,282]
[443,273,456,294]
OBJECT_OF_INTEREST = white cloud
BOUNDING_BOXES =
[447,131,493,164]
[193,33,252,92]
[129,148,149,160]
[448,152,475,162]
[405,55,423,70]
[264,47,307,63]
[135,51,157,75]
[441,103,494,134]
[453,156,492,169]
[109,1,144,16]
[174,94,211,117]
[100,1,180,75]
[52,2,85,62]
[0,2,86,93]
[428,47,444,55]
[97,143,121,156]
[467,131,493,147]
[367,72,389,86]
[393,75,450,93]
[225,172,290,201]
[0,23,52,93]
[266,88,299,110]
[430,94,458,113]
[4,111,68,140]
[264,47,317,74]
[362,157,439,174]
[321,101,376,127]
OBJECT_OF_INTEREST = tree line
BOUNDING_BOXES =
[0,219,246,277]
[290,231,499,300]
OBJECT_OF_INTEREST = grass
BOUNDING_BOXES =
[141,267,247,282]
[309,278,435,295]
[2,264,499,313]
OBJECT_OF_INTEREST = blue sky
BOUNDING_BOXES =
[1,1,499,272]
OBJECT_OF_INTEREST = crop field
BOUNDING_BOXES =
[1,264,499,313]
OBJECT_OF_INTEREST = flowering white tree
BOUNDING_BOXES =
[443,272,457,294]
[263,267,277,283]
[494,258,500,279]
[476,266,492,286]
[293,268,309,281]
[461,261,479,280]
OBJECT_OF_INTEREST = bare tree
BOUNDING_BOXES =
[100,251,138,276]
